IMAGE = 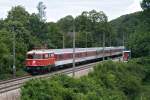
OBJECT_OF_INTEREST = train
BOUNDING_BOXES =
[25,46,125,73]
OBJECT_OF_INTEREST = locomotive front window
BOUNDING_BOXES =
[33,54,43,59]
[27,54,43,59]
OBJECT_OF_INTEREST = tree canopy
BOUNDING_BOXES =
[141,0,150,11]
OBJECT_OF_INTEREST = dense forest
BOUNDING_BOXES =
[0,0,150,80]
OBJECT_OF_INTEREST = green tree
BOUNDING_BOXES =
[141,0,150,11]
[110,3,150,57]
[128,32,150,57]
[6,6,30,26]
[45,22,63,48]
[0,29,12,79]
[57,15,74,33]
[57,15,74,48]
[74,10,111,47]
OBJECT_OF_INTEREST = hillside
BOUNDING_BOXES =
[110,12,141,35]
[110,11,150,57]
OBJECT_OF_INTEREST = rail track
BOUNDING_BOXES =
[0,62,99,94]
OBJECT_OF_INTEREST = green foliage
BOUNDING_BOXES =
[110,9,150,57]
[6,6,30,25]
[128,32,150,57]
[57,10,112,48]
[74,10,112,47]
[0,29,12,76]
[0,6,36,79]
[141,0,150,11]
[57,15,74,33]
[21,58,150,100]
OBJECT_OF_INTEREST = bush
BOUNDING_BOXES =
[21,58,150,100]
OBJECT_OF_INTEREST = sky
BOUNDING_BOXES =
[0,0,142,22]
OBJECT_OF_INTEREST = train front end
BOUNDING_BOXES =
[25,50,55,73]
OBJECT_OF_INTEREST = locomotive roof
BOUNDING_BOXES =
[27,46,124,54]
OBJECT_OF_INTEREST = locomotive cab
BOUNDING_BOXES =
[25,50,55,73]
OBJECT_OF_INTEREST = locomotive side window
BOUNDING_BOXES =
[44,54,49,59]
[28,54,43,59]
[27,54,33,59]
[48,53,51,58]
[51,53,54,57]
[47,53,54,58]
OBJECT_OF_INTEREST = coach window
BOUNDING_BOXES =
[59,54,64,60]
[106,50,109,53]
[64,54,67,60]
[69,54,73,58]
[75,53,79,58]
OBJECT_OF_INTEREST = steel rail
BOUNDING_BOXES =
[0,75,31,85]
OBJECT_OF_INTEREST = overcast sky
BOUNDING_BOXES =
[0,0,142,22]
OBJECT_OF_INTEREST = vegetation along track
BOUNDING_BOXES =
[0,62,99,94]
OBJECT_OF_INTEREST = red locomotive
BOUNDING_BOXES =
[25,46,124,73]
[123,50,131,61]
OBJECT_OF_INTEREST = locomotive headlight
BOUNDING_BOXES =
[32,60,36,65]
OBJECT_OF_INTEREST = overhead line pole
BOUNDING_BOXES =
[122,32,124,46]
[72,19,76,77]
[85,17,88,58]
[109,32,112,58]
[103,32,105,61]
[86,32,87,48]
[63,32,65,49]
[12,25,16,78]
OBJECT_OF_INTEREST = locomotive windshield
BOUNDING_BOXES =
[27,54,43,59]
[27,53,52,59]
